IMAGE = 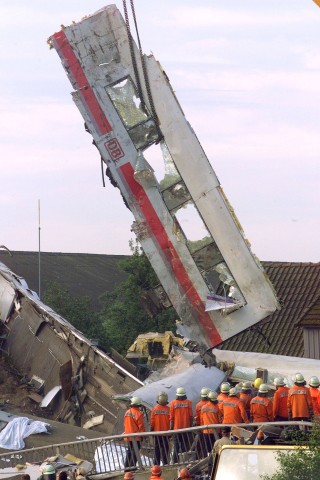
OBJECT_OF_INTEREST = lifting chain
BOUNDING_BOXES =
[122,0,163,142]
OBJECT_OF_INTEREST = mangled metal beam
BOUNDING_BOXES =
[49,5,279,351]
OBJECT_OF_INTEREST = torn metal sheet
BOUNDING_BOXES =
[0,262,142,435]
[49,5,279,351]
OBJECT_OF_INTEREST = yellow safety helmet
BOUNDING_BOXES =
[254,378,263,389]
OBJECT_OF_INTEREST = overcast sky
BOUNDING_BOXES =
[0,0,319,262]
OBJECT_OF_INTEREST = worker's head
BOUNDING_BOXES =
[207,391,218,403]
[220,382,230,394]
[242,381,252,391]
[179,468,191,479]
[151,466,162,476]
[294,373,305,385]
[253,378,263,389]
[309,376,320,388]
[200,387,210,399]
[124,472,134,480]
[258,384,269,395]
[157,391,168,405]
[228,388,237,397]
[130,396,142,407]
[274,377,285,387]
[76,467,86,478]
[40,465,55,475]
[176,386,187,399]
[221,426,231,436]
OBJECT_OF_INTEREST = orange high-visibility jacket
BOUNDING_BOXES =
[200,401,222,433]
[124,406,145,441]
[150,403,170,432]
[310,387,320,416]
[250,395,273,423]
[194,399,208,426]
[287,384,313,419]
[273,386,289,419]
[217,392,229,413]
[222,396,248,424]
[169,398,193,429]
[239,392,252,413]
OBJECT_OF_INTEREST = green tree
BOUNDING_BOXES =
[98,241,177,354]
[262,423,320,480]
[42,282,101,342]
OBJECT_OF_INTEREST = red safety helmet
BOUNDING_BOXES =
[151,465,162,476]
[179,468,191,479]
[124,473,134,480]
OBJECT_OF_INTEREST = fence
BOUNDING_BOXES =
[0,422,312,476]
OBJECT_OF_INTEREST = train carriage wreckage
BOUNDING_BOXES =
[48,4,279,352]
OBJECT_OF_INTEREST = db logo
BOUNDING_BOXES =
[105,138,124,161]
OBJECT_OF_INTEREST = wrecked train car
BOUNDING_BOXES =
[49,5,279,353]
[0,262,142,434]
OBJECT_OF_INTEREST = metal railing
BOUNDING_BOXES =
[0,422,312,476]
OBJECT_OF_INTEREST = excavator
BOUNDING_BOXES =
[49,2,280,356]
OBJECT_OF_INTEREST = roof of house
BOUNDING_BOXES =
[0,251,127,309]
[1,252,319,358]
[219,262,320,357]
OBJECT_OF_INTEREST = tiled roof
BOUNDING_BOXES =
[219,262,320,357]
[296,299,320,327]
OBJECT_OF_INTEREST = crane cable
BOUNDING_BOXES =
[122,0,163,142]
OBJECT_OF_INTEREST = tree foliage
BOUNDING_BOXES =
[262,423,320,480]
[42,282,102,341]
[98,241,177,354]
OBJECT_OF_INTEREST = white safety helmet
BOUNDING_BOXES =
[176,386,186,397]
[200,387,210,398]
[41,465,55,475]
[242,381,252,390]
[258,384,269,394]
[130,396,142,406]
[228,388,237,396]
[157,391,168,405]
[207,391,218,401]
[274,377,285,387]
[220,382,231,393]
[294,373,305,384]
[309,376,320,388]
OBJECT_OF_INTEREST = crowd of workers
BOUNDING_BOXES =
[123,372,319,468]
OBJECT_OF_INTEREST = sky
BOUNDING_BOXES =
[0,0,319,262]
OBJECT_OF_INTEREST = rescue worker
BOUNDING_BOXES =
[287,373,313,421]
[272,377,289,421]
[194,387,210,458]
[150,391,170,466]
[149,466,164,480]
[213,426,234,454]
[217,382,230,413]
[308,376,320,419]
[221,388,248,424]
[194,387,210,426]
[250,384,273,423]
[239,381,252,421]
[200,391,222,454]
[170,387,193,464]
[124,396,145,469]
